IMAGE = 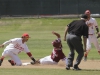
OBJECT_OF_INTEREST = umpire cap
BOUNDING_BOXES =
[81,14,88,19]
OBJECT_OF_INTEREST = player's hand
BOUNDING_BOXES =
[97,32,100,38]
[64,37,66,41]
[31,60,40,65]
[52,31,55,34]
[98,51,100,55]
[0,44,4,48]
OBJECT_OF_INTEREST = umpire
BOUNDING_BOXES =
[64,14,88,70]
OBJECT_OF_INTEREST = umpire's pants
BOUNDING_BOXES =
[66,34,84,67]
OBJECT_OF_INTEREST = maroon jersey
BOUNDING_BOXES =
[51,38,66,62]
[51,48,66,62]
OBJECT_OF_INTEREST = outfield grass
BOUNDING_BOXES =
[0,18,77,59]
[0,18,100,59]
[0,18,100,75]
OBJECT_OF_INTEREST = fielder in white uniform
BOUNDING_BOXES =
[0,33,36,66]
[83,10,100,61]
[31,31,68,65]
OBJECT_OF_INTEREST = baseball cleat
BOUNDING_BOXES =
[73,67,81,70]
[66,65,70,70]
[8,60,15,66]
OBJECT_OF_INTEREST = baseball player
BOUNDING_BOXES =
[0,33,36,66]
[83,10,100,61]
[31,31,68,65]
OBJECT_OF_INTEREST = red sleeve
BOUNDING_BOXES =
[27,52,32,57]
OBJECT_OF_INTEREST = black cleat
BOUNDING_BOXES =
[73,67,81,70]
[8,60,15,66]
[66,65,70,70]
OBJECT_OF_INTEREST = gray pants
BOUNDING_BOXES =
[66,34,84,67]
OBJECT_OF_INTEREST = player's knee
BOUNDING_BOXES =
[16,62,22,66]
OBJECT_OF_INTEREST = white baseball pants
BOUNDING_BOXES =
[39,55,57,65]
[2,50,22,66]
[39,55,68,65]
[86,34,100,51]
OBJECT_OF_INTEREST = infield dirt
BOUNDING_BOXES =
[0,60,100,70]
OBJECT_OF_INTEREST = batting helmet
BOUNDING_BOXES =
[52,39,61,48]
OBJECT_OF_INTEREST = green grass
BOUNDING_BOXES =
[0,18,100,75]
[0,18,100,59]
[0,18,76,59]
[0,68,100,75]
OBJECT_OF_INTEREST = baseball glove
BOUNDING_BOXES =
[30,61,35,65]
[30,60,40,65]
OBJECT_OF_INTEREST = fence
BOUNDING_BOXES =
[0,0,100,17]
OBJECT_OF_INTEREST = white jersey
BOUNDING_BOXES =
[3,38,30,55]
[86,17,98,34]
[86,17,100,51]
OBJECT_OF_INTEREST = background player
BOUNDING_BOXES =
[31,31,68,66]
[0,33,36,66]
[83,10,100,61]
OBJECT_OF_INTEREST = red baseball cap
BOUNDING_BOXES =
[85,10,91,14]
[22,33,30,38]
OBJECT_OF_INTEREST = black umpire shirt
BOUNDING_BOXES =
[67,20,88,38]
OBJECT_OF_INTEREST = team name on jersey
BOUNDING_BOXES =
[14,43,24,51]
[87,22,93,27]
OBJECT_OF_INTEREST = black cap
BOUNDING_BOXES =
[81,14,88,19]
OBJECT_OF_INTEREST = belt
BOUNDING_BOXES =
[69,32,75,35]
[69,33,81,37]
[88,34,93,35]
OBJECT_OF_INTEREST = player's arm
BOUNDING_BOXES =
[83,36,87,52]
[0,39,13,48]
[83,24,88,52]
[64,26,68,41]
[27,52,36,62]
[94,19,100,38]
[1,38,17,47]
[96,27,100,38]
[52,31,60,38]
[0,44,4,48]
[96,27,99,33]
[25,45,36,63]
[3,40,12,45]
[93,18,99,34]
